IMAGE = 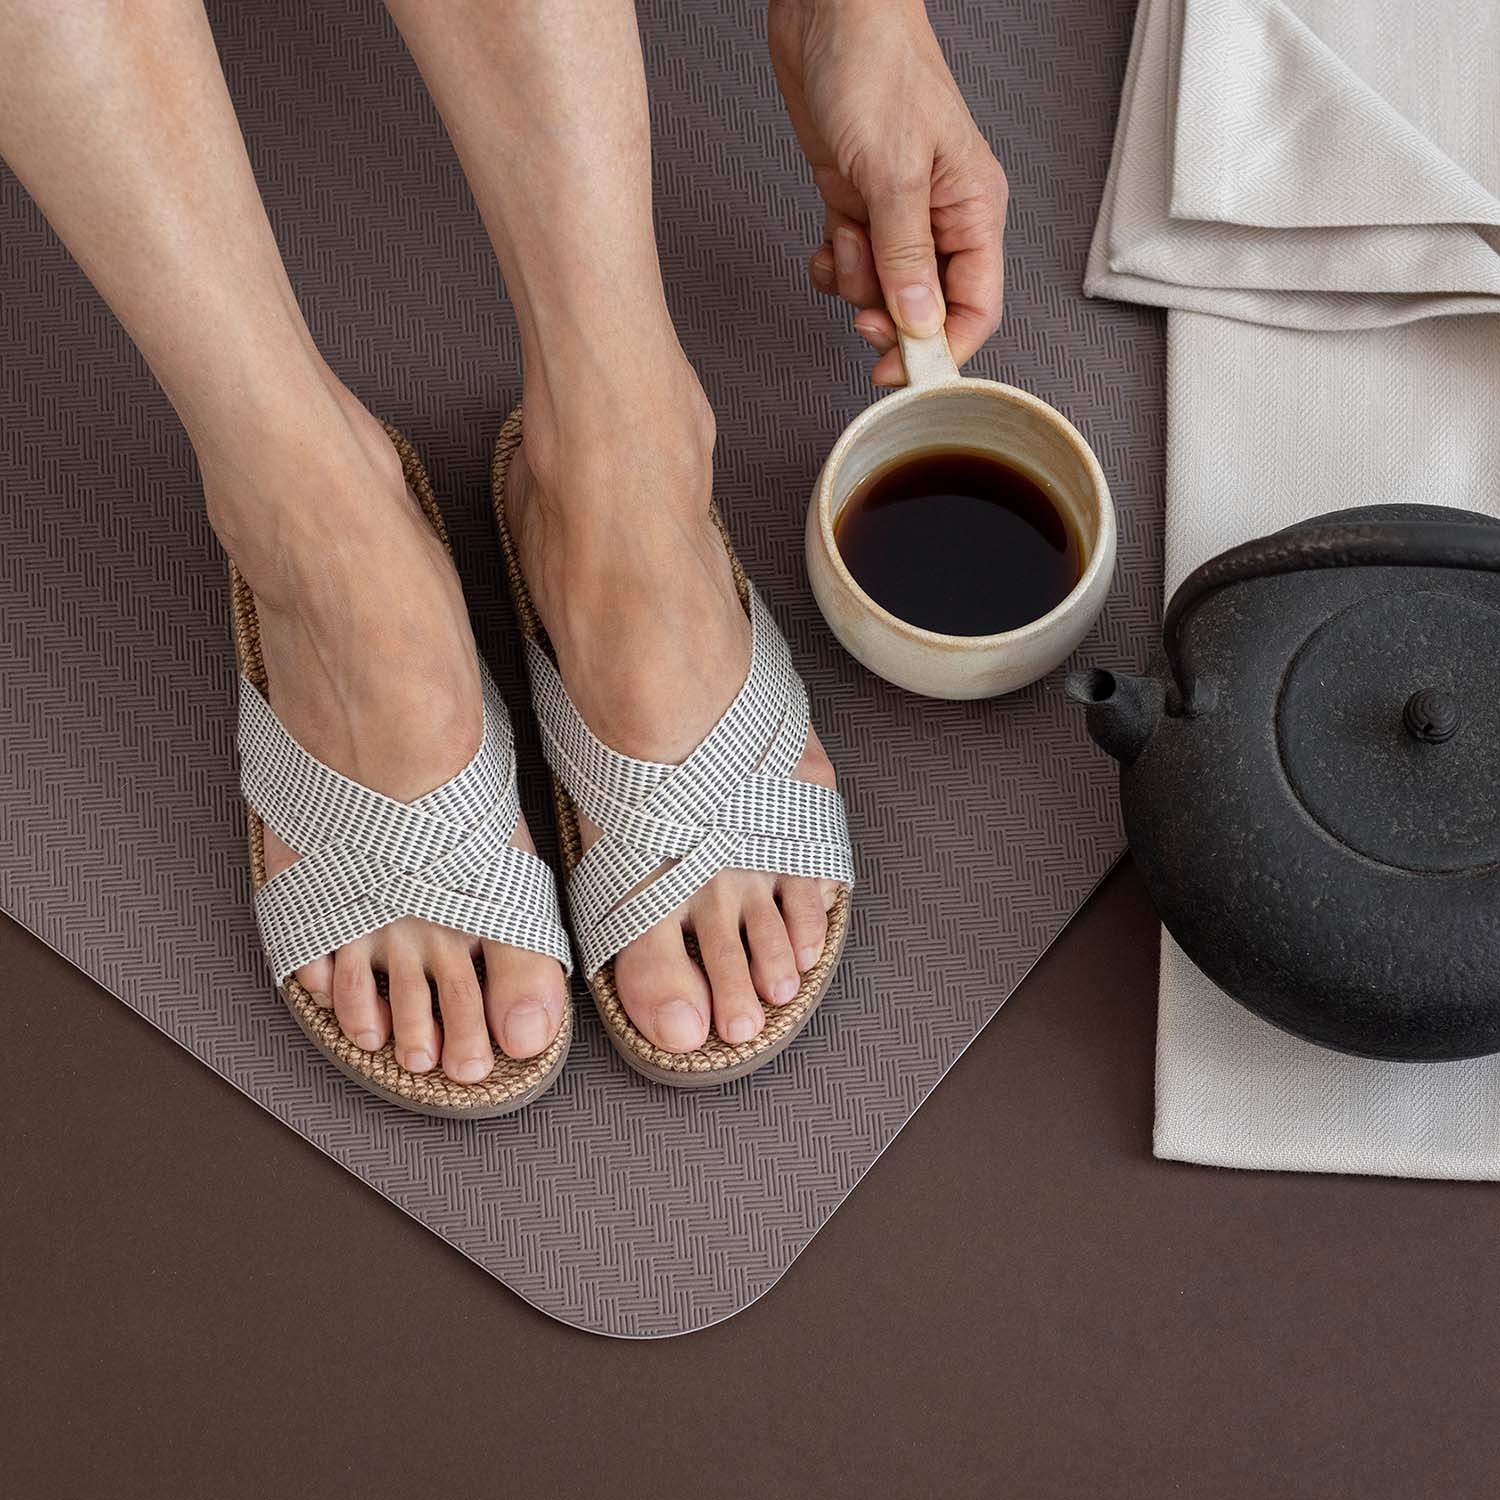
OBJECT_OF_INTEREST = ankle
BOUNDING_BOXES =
[196,378,407,607]
[519,352,716,521]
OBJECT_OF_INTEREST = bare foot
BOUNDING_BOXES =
[210,381,566,1081]
[505,375,842,1052]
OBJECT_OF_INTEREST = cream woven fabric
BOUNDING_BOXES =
[240,659,573,983]
[1089,0,1500,1178]
[526,585,855,979]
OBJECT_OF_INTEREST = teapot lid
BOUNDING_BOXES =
[1166,503,1500,875]
[1278,588,1500,872]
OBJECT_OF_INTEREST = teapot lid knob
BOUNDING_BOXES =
[1403,687,1461,745]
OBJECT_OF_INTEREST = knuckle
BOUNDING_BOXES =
[442,970,484,1011]
[865,152,931,199]
[700,931,746,970]
[952,147,1008,216]
[876,239,936,273]
[752,918,793,958]
[332,962,364,1004]
[812,162,860,211]
[796,900,830,931]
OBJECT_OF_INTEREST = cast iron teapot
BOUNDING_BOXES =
[1067,504,1500,1061]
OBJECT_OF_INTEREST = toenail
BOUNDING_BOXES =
[404,1049,434,1073]
[502,1001,553,1058]
[447,1055,491,1083]
[353,1030,385,1051]
[796,946,820,972]
[654,999,704,1051]
[721,1013,759,1044]
[772,976,799,1004]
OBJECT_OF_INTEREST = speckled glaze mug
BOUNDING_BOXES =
[806,329,1116,700]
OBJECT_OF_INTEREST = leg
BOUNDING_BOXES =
[0,0,565,1079]
[385,0,842,1050]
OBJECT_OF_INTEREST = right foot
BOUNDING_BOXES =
[205,380,567,1083]
[505,368,845,1056]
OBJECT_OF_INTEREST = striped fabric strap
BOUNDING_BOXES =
[527,586,855,978]
[239,659,573,983]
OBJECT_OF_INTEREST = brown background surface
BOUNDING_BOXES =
[8,868,1500,1500]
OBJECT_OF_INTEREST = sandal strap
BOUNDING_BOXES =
[239,659,573,982]
[527,585,855,977]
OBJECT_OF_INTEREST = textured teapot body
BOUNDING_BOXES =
[1072,506,1500,1062]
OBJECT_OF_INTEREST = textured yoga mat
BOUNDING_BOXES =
[0,0,1162,1336]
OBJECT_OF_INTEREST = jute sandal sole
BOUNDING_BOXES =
[491,407,851,1088]
[231,425,571,1119]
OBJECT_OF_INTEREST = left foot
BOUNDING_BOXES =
[506,370,843,1052]
[212,379,568,1083]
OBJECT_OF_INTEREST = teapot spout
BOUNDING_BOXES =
[1065,668,1162,766]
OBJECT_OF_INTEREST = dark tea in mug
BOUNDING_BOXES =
[834,447,1082,636]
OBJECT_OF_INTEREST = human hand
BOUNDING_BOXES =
[768,0,1008,385]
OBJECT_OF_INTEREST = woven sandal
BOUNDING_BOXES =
[231,426,574,1118]
[490,407,854,1087]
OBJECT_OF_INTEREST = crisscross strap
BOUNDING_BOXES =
[239,660,573,983]
[527,586,855,978]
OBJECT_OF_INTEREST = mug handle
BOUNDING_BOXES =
[898,326,961,389]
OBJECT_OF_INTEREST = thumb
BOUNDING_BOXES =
[866,177,945,339]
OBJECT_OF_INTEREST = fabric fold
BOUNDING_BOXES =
[1087,0,1500,332]
[1173,0,1500,230]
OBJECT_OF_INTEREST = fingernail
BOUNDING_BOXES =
[502,1001,553,1059]
[833,227,861,277]
[811,250,835,286]
[797,946,821,972]
[771,976,799,1005]
[654,999,705,1052]
[721,1013,759,1045]
[854,317,892,352]
[404,1049,435,1074]
[311,990,332,1008]
[353,1030,385,1052]
[896,284,943,336]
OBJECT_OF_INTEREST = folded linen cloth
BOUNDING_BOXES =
[1087,0,1500,1178]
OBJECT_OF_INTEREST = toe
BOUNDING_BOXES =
[295,954,335,1006]
[693,905,765,1046]
[744,890,800,1006]
[433,944,494,1084]
[482,940,567,1060]
[386,943,440,1075]
[613,920,711,1053]
[779,877,830,973]
[332,942,389,1052]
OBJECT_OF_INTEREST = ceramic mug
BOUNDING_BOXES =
[806,328,1116,700]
